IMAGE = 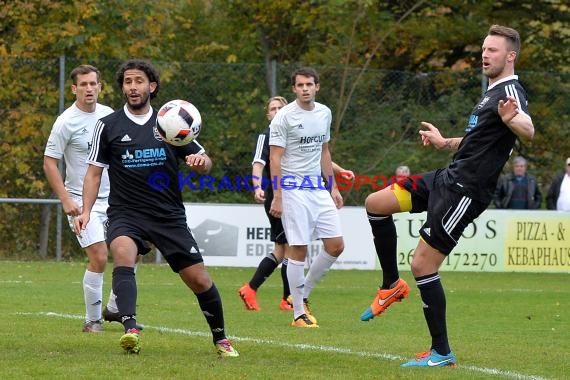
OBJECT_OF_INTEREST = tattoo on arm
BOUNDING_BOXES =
[444,138,460,150]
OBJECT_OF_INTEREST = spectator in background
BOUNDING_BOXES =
[546,157,570,211]
[493,156,541,209]
[395,165,411,177]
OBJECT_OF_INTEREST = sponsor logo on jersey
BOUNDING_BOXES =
[121,134,132,142]
[152,126,163,141]
[132,148,166,159]
[121,148,167,168]
[299,134,326,144]
[465,114,478,133]
[121,150,134,160]
[121,148,167,160]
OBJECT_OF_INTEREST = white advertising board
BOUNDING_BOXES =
[184,203,570,273]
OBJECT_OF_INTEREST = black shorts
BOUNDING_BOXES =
[403,170,488,255]
[106,213,203,273]
[264,195,287,245]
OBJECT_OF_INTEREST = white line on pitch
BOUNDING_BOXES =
[23,311,549,380]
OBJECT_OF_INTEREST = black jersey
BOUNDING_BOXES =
[443,76,530,203]
[252,126,274,199]
[87,106,204,219]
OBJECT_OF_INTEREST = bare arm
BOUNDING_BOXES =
[418,122,463,150]
[442,138,463,150]
[332,161,354,180]
[420,94,534,149]
[269,145,285,217]
[73,164,103,234]
[185,153,212,174]
[43,156,81,216]
[251,162,265,203]
[322,143,343,209]
[498,95,534,141]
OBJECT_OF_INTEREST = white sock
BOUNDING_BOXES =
[303,251,337,300]
[105,262,139,313]
[83,270,103,322]
[287,259,306,320]
[106,290,118,313]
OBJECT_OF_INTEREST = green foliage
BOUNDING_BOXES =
[1,0,569,257]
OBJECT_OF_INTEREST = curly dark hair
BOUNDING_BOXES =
[115,59,160,99]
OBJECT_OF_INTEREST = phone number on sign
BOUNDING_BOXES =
[398,250,499,271]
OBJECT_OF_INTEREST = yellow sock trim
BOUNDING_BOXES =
[392,183,412,212]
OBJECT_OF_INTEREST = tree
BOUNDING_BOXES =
[1,0,569,258]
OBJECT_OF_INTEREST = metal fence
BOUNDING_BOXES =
[1,56,568,260]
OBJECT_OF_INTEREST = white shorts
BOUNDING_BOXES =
[281,189,342,246]
[67,195,108,248]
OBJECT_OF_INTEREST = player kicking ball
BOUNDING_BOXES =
[360,25,534,368]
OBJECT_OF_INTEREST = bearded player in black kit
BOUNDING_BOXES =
[360,25,534,368]
[74,59,238,357]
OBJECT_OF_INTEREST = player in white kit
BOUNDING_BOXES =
[44,64,118,332]
[269,67,344,328]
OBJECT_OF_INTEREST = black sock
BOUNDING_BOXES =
[249,253,279,290]
[281,259,290,299]
[112,266,138,331]
[415,273,450,355]
[196,284,226,343]
[367,212,399,288]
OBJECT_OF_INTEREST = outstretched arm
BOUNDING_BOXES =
[418,122,463,150]
[498,95,534,141]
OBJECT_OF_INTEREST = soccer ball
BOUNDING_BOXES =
[156,99,202,146]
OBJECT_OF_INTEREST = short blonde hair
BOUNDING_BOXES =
[266,96,288,109]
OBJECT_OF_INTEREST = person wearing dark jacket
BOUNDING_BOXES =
[493,156,541,209]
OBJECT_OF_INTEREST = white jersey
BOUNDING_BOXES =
[269,101,331,187]
[44,102,113,197]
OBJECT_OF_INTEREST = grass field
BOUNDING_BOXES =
[0,261,568,380]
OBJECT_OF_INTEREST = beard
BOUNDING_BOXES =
[127,92,151,110]
[483,64,505,80]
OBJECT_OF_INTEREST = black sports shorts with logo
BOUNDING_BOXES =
[403,170,487,255]
[106,212,203,273]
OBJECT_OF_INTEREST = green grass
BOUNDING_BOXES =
[0,261,568,379]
